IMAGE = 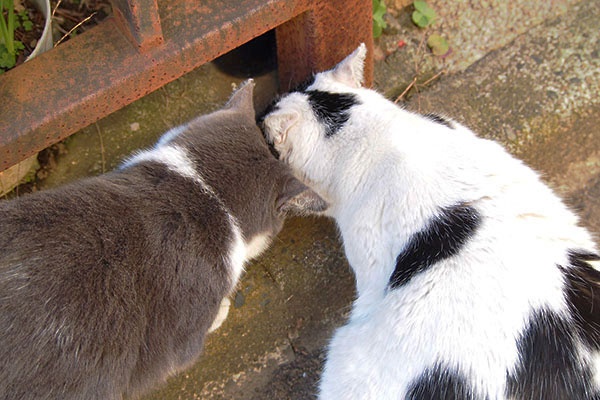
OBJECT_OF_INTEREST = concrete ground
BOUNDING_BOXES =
[5,0,600,398]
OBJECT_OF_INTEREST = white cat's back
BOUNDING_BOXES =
[322,106,600,400]
[263,44,600,399]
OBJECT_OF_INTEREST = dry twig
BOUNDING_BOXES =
[420,69,445,87]
[51,0,63,18]
[54,12,97,47]
[394,77,417,103]
[393,28,446,106]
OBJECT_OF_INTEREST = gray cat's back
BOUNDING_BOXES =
[0,163,233,400]
[0,80,326,400]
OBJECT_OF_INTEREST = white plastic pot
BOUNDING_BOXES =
[27,0,53,59]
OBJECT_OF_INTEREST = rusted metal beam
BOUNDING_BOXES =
[276,0,374,91]
[0,0,373,172]
[110,0,163,53]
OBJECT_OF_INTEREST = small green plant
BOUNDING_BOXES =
[411,2,450,57]
[373,0,387,39]
[412,1,436,28]
[427,34,449,56]
[18,10,33,32]
[0,0,32,73]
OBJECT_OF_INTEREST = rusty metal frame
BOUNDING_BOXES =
[0,0,373,172]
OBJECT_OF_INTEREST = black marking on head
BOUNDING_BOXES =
[424,113,454,129]
[406,364,483,400]
[305,90,359,138]
[561,249,600,350]
[506,309,599,399]
[256,75,317,126]
[291,74,316,93]
[264,137,281,159]
[256,102,281,159]
[256,75,318,158]
[388,203,481,289]
[256,99,279,127]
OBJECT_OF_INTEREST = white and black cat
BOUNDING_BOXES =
[0,80,326,400]
[263,45,600,400]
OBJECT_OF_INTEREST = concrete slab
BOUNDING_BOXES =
[3,1,600,398]
[405,0,600,240]
[374,0,581,98]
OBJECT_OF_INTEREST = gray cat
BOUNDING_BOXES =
[0,80,326,400]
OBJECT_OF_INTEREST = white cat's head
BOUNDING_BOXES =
[262,44,371,204]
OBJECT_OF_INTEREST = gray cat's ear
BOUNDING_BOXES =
[331,43,366,88]
[276,175,328,216]
[263,110,299,146]
[225,79,255,116]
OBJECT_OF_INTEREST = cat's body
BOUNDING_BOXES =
[263,45,600,399]
[0,81,325,400]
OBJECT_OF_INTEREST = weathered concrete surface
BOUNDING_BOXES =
[3,1,600,398]
[403,0,600,236]
[374,0,582,98]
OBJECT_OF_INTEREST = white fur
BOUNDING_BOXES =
[332,43,367,88]
[227,217,247,284]
[123,145,200,182]
[208,297,231,332]
[155,124,187,147]
[264,45,600,399]
[213,230,271,329]
[245,234,272,260]
[593,351,600,388]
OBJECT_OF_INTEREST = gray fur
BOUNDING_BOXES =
[0,81,325,400]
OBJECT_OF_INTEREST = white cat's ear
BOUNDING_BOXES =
[276,175,327,215]
[263,111,299,146]
[225,79,255,116]
[331,43,367,88]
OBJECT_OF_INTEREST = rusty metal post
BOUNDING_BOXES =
[110,0,163,52]
[276,0,374,91]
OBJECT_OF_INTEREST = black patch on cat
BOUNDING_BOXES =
[256,103,281,159]
[424,113,454,129]
[265,138,281,159]
[256,99,279,126]
[256,75,317,127]
[561,250,600,350]
[256,74,322,153]
[257,75,317,124]
[506,309,600,399]
[388,203,481,289]
[291,74,316,93]
[256,75,318,157]
[305,90,359,137]
[406,364,483,400]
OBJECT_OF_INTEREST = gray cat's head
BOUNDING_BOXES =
[261,44,369,205]
[149,80,327,257]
